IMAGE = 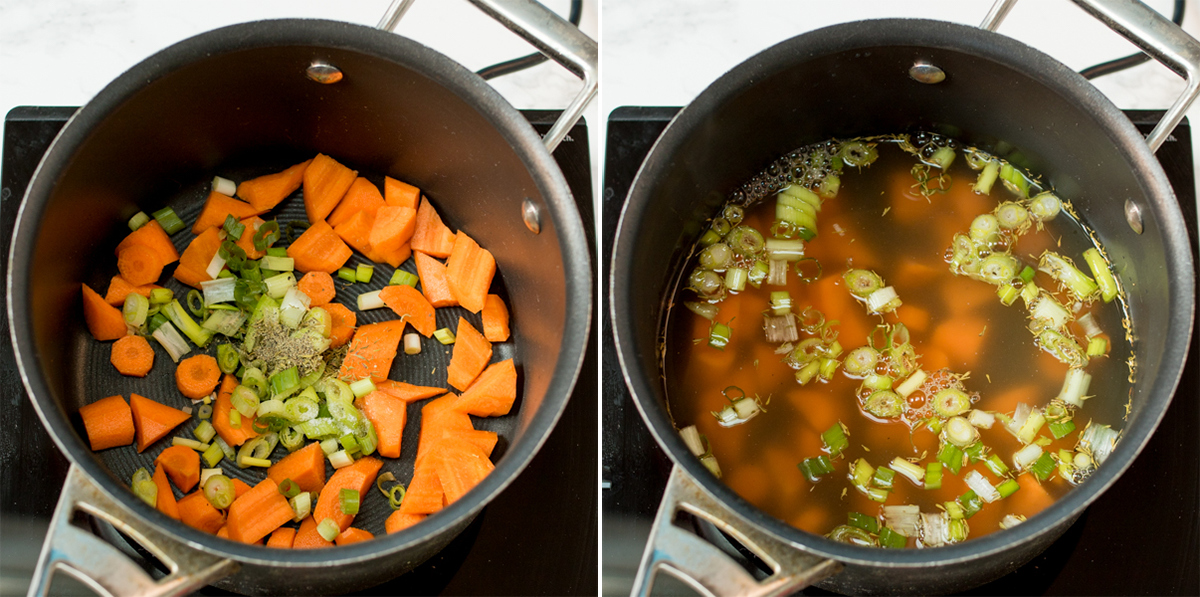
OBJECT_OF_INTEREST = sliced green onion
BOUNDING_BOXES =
[942,416,979,448]
[958,490,983,518]
[1017,409,1046,445]
[255,399,286,420]
[847,512,879,533]
[764,238,805,262]
[328,450,354,469]
[862,373,893,391]
[924,462,943,490]
[231,385,260,418]
[128,211,151,231]
[202,474,235,509]
[349,377,377,399]
[131,468,158,506]
[930,146,956,169]
[994,201,1030,230]
[997,283,1020,306]
[201,442,224,467]
[358,421,378,457]
[152,207,186,235]
[339,488,360,515]
[258,255,293,273]
[215,343,239,375]
[984,454,1010,477]
[171,436,208,451]
[269,367,301,399]
[996,478,1021,499]
[193,420,216,444]
[872,466,895,490]
[878,527,907,549]
[1082,248,1118,303]
[1049,420,1077,440]
[863,390,904,419]
[404,333,421,355]
[769,291,793,316]
[223,214,245,241]
[708,322,732,350]
[724,267,748,292]
[1039,251,1098,301]
[1056,368,1092,408]
[123,293,149,327]
[1030,451,1056,481]
[850,457,875,488]
[390,269,419,287]
[433,328,457,345]
[358,290,385,310]
[1086,336,1108,357]
[253,220,280,252]
[999,163,1029,197]
[843,269,883,298]
[969,214,1001,244]
[938,443,965,475]
[264,272,297,300]
[798,455,834,483]
[964,440,986,463]
[821,423,848,457]
[290,492,312,522]
[317,518,340,542]
[162,300,213,348]
[697,229,721,247]
[278,478,301,499]
[1029,192,1061,221]
[338,267,358,283]
[890,458,925,485]
[352,264,372,283]
[931,387,969,417]
[973,160,1000,195]
[197,404,213,420]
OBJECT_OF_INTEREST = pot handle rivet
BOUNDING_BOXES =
[909,61,946,84]
[306,61,344,84]
[522,199,541,234]
[1124,199,1144,234]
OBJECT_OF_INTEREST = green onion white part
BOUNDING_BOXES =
[1016,409,1046,445]
[403,333,421,355]
[328,449,354,469]
[866,286,901,314]
[966,409,995,429]
[1029,192,1061,221]
[890,458,925,485]
[1038,251,1098,301]
[895,370,927,399]
[1082,248,1119,303]
[200,277,237,305]
[152,321,191,362]
[882,505,920,537]
[1077,422,1119,466]
[942,416,979,447]
[1012,443,1043,472]
[963,470,1001,503]
[264,272,297,300]
[357,290,385,310]
[212,176,237,196]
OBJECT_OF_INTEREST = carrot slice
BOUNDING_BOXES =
[335,527,374,546]
[328,177,386,228]
[337,320,406,382]
[267,442,327,494]
[175,354,221,399]
[117,243,164,287]
[155,444,201,492]
[481,294,510,342]
[325,302,357,349]
[454,359,517,417]
[237,158,313,213]
[313,456,383,532]
[235,216,269,260]
[435,437,495,506]
[177,491,225,534]
[368,206,417,259]
[446,318,492,391]
[358,391,407,458]
[110,335,155,377]
[116,220,179,266]
[444,233,496,314]
[82,283,128,341]
[384,177,420,210]
[287,220,353,274]
[232,478,253,499]
[410,197,457,258]
[293,516,334,549]
[385,511,425,534]
[460,428,499,457]
[366,242,412,269]
[78,394,135,450]
[375,380,445,402]
[130,393,191,453]
[333,209,375,256]
[266,526,297,549]
[152,464,180,520]
[213,373,259,447]
[191,191,263,235]
[297,271,336,306]
[416,394,474,467]
[379,284,436,338]
[398,448,445,516]
[413,251,458,308]
[304,153,358,224]
[175,227,223,288]
[104,275,161,307]
[226,478,295,544]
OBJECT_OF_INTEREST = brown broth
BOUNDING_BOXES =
[664,141,1130,546]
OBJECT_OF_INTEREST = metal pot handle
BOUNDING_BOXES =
[631,465,843,597]
[982,0,1200,153]
[378,0,597,154]
[27,464,237,597]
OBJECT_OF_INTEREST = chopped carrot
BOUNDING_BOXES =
[304,153,358,224]
[446,318,492,391]
[116,220,179,266]
[333,209,376,256]
[267,442,327,494]
[155,444,201,492]
[335,527,374,546]
[384,177,420,210]
[941,276,996,316]
[152,464,180,520]
[367,242,411,269]
[293,516,333,549]
[379,284,436,337]
[454,359,517,417]
[410,197,457,258]
[444,233,495,314]
[297,271,336,306]
[213,373,259,447]
[313,456,383,532]
[177,491,225,534]
[481,294,510,342]
[174,227,223,288]
[896,304,931,333]
[129,393,190,453]
[325,302,356,348]
[413,251,458,308]
[931,315,987,368]
[235,216,269,260]
[459,429,499,457]
[266,526,297,549]
[416,394,474,467]
[358,391,407,458]
[435,437,495,506]
[232,478,252,499]
[78,394,135,451]
[191,190,262,235]
[117,243,164,287]
[375,379,445,402]
[398,448,445,516]
[385,511,425,534]
[103,275,160,307]
[82,283,128,341]
[237,158,313,213]
[226,478,295,544]
[328,177,386,228]
[176,354,221,399]
[337,320,406,382]
[110,335,155,377]
[368,206,417,259]
[287,220,353,274]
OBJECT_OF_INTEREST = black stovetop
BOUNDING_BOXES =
[601,106,1200,596]
[0,106,597,596]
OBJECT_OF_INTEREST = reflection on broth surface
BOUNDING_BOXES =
[664,136,1129,548]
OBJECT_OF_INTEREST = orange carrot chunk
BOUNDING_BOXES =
[266,526,297,549]
[176,354,221,399]
[367,242,412,269]
[174,227,223,288]
[267,442,327,494]
[435,437,496,506]
[304,153,358,224]
[297,271,336,306]
[78,394,135,451]
[226,478,296,544]
[379,284,436,338]
[116,220,179,266]
[481,294,510,342]
[117,243,164,287]
[325,302,357,349]
[152,464,180,520]
[444,233,495,314]
[82,283,128,341]
[313,457,383,532]
[130,393,190,453]
[385,511,426,534]
[413,251,458,308]
[213,373,259,447]
[237,159,313,213]
[155,444,201,492]
[232,478,253,499]
[359,391,407,459]
[416,394,474,467]
[293,516,334,549]
[177,491,226,534]
[333,209,376,256]
[235,216,270,260]
[375,380,446,402]
[287,220,353,274]
[410,197,457,258]
[337,320,406,382]
[446,318,492,391]
[328,177,386,228]
[368,205,417,259]
[384,177,420,210]
[455,359,518,417]
[191,190,263,235]
[104,275,161,307]
[335,527,375,546]
[111,335,155,377]
[399,447,446,515]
